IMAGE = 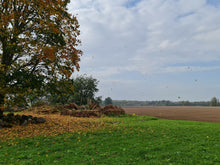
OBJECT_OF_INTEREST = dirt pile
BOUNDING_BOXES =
[60,103,125,117]
[89,102,102,110]
[101,104,125,116]
[63,103,79,110]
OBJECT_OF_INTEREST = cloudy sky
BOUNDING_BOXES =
[68,0,220,101]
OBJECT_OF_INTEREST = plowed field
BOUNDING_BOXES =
[124,106,220,123]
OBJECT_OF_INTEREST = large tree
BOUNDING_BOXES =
[0,0,82,109]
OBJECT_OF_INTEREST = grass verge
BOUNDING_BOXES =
[0,114,220,164]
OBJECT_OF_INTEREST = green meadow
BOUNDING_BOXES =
[1,115,220,165]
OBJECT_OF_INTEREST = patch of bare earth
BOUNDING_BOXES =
[124,106,220,123]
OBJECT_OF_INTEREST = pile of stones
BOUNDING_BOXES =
[3,106,26,112]
[0,111,46,129]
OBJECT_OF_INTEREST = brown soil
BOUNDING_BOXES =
[124,106,220,123]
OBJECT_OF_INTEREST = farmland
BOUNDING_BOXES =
[124,106,220,123]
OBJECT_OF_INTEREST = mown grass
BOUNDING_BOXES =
[0,114,220,165]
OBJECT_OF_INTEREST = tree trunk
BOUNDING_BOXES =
[0,67,6,112]
[0,110,3,118]
[0,93,4,108]
[0,93,4,118]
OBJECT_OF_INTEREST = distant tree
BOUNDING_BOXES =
[104,97,113,106]
[93,96,102,105]
[210,97,219,106]
[71,75,99,105]
[45,75,99,106]
[46,78,75,105]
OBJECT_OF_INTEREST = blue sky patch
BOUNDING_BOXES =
[206,0,220,7]
[177,12,195,20]
[125,0,141,8]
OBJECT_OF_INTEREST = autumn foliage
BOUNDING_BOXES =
[0,0,82,107]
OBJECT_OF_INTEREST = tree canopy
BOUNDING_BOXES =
[210,97,219,106]
[71,75,99,105]
[104,97,113,106]
[39,75,99,106]
[0,0,82,109]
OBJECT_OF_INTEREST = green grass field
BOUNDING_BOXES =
[1,114,220,165]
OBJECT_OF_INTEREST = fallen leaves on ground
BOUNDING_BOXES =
[0,112,108,141]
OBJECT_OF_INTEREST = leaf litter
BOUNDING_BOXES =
[0,112,108,141]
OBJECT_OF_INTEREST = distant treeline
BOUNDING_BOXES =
[112,100,211,107]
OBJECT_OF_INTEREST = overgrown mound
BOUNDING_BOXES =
[3,106,26,112]
[60,103,125,117]
[59,102,102,117]
[101,104,125,116]
[61,110,101,117]
[30,105,59,114]
[0,112,46,129]
[63,103,79,110]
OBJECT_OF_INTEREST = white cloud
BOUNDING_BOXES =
[68,0,220,100]
[69,0,220,73]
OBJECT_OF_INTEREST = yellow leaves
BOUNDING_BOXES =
[35,142,40,147]
[77,137,81,142]
[0,112,107,141]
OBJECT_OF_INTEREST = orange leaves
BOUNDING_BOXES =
[43,46,56,62]
[2,2,7,7]
[0,112,107,141]
[62,69,72,78]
